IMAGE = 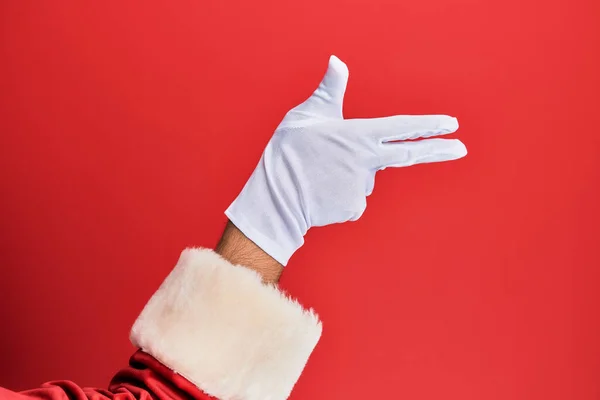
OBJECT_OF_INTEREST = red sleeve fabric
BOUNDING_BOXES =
[109,351,216,400]
[1,248,322,400]
[0,351,215,400]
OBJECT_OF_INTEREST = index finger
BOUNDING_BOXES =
[347,115,459,142]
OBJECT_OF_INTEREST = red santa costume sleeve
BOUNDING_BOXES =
[0,248,322,400]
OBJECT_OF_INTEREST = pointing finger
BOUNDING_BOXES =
[348,115,459,142]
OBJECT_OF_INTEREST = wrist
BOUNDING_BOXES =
[216,220,284,284]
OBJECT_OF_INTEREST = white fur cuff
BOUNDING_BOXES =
[130,248,322,400]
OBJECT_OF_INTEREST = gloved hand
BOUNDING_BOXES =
[226,56,467,265]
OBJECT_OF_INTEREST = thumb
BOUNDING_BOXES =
[294,55,349,119]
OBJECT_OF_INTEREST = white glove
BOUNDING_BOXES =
[226,56,467,265]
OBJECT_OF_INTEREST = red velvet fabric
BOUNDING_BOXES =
[0,351,215,400]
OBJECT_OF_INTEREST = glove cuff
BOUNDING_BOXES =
[225,205,303,266]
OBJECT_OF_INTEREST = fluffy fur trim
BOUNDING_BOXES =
[130,248,322,400]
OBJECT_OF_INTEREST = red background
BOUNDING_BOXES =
[1,1,599,399]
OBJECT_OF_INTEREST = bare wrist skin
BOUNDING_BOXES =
[216,221,283,284]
